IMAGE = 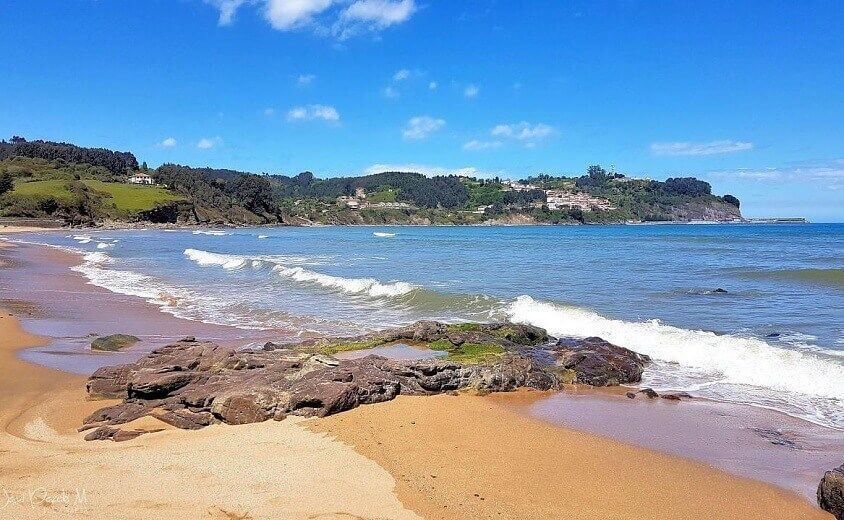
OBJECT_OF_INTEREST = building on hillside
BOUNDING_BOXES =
[502,180,538,191]
[545,190,614,211]
[337,196,360,209]
[361,201,413,210]
[127,172,155,185]
[355,187,366,199]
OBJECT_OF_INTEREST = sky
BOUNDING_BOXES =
[1,1,842,221]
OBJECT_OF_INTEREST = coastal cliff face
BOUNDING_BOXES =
[669,200,742,222]
[80,321,649,440]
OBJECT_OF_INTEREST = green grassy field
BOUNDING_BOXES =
[11,179,76,202]
[81,180,183,212]
[11,179,183,213]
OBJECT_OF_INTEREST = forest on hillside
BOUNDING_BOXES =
[0,137,741,226]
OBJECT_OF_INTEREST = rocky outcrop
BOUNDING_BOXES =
[82,321,649,440]
[819,464,844,519]
[550,337,650,386]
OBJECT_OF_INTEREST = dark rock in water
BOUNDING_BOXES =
[91,334,140,352]
[766,332,781,338]
[659,392,692,401]
[551,337,650,386]
[818,464,844,520]
[638,387,659,398]
[712,288,728,294]
[82,322,650,439]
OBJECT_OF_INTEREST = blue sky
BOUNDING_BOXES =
[1,1,842,221]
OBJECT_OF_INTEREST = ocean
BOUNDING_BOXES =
[14,223,844,429]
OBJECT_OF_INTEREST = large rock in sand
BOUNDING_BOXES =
[81,322,650,439]
[819,464,844,519]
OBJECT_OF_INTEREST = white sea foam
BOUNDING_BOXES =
[373,232,396,237]
[184,248,415,298]
[258,235,269,239]
[506,295,844,427]
[184,249,252,269]
[192,230,230,236]
[96,242,114,249]
[271,265,414,297]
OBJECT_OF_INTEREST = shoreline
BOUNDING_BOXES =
[0,219,815,234]
[0,238,836,518]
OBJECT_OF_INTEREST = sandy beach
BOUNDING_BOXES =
[0,237,835,519]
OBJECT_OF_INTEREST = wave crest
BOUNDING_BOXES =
[506,295,844,428]
[184,248,415,298]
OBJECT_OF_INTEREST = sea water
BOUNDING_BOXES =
[14,224,844,429]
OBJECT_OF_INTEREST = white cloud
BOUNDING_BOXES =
[402,116,445,140]
[393,68,411,81]
[463,139,502,151]
[464,84,479,98]
[650,140,754,156]
[205,0,417,38]
[204,0,248,26]
[338,0,416,36]
[382,85,399,98]
[160,137,177,148]
[708,159,844,189]
[364,163,487,178]
[286,104,340,122]
[263,107,276,116]
[197,137,222,149]
[428,81,438,90]
[264,0,334,30]
[296,74,316,86]
[491,122,554,146]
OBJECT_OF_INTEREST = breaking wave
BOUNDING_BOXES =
[184,248,415,298]
[505,295,844,428]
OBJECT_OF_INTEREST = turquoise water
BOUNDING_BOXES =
[14,224,844,428]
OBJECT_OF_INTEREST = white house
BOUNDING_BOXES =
[128,172,155,185]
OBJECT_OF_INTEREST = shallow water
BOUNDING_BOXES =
[11,223,844,428]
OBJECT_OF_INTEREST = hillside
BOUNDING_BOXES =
[0,137,742,227]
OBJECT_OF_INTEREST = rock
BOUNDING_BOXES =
[82,402,149,427]
[638,388,659,398]
[210,390,281,424]
[818,464,844,520]
[660,391,692,401]
[128,371,196,399]
[766,332,781,338]
[83,426,152,442]
[82,321,650,439]
[87,364,134,398]
[712,288,728,294]
[155,409,215,430]
[626,392,636,399]
[91,334,140,352]
[550,337,650,386]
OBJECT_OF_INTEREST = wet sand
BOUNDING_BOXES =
[523,388,843,500]
[0,238,836,519]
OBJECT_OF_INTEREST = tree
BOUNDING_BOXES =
[661,177,711,197]
[723,194,740,208]
[0,171,13,196]
[226,174,276,214]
